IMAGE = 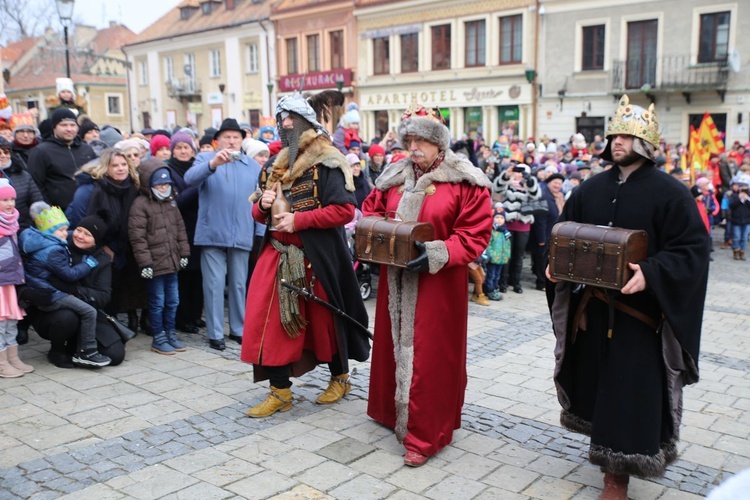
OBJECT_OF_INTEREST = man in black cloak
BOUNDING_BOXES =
[546,95,709,499]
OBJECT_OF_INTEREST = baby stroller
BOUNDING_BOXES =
[345,210,373,300]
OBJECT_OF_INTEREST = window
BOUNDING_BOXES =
[401,33,419,73]
[184,53,196,91]
[164,56,174,83]
[499,14,522,64]
[201,2,212,15]
[246,43,258,73]
[373,36,390,75]
[209,49,221,78]
[307,34,320,72]
[106,94,122,115]
[465,20,486,67]
[626,20,657,89]
[138,60,148,85]
[698,11,730,63]
[286,37,298,74]
[582,25,605,70]
[330,30,344,69]
[431,24,451,70]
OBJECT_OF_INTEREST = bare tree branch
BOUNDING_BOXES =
[0,0,57,44]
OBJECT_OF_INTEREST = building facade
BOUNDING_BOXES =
[354,0,537,143]
[124,0,275,133]
[271,0,359,128]
[2,23,135,133]
[537,0,748,146]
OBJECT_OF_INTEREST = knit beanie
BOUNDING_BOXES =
[368,144,385,158]
[345,153,361,166]
[76,215,107,246]
[344,103,360,125]
[38,119,53,140]
[50,108,77,128]
[78,119,99,139]
[0,178,16,199]
[150,134,171,156]
[56,77,76,98]
[241,138,269,159]
[170,132,197,153]
[150,167,173,187]
[30,201,68,234]
[493,205,505,218]
[199,134,214,148]
[99,126,124,147]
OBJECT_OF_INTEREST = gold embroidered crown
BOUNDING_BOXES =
[606,94,661,148]
[401,102,445,124]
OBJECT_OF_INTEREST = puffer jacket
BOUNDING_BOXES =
[492,169,541,225]
[19,227,93,302]
[128,159,190,277]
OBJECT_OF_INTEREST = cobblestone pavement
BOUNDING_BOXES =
[1,233,748,499]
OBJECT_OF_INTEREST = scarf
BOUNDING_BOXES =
[270,238,308,338]
[412,150,445,181]
[151,186,173,200]
[0,208,19,237]
[167,157,194,177]
[88,176,138,258]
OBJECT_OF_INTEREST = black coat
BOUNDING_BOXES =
[531,185,561,245]
[0,157,43,230]
[26,136,96,210]
[167,157,201,270]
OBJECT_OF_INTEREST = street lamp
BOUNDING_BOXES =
[336,75,344,92]
[525,67,538,141]
[266,81,274,116]
[56,0,75,79]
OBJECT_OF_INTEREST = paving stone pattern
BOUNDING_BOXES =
[0,232,747,499]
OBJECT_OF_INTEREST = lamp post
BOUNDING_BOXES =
[266,81,274,116]
[56,0,75,79]
[525,67,538,141]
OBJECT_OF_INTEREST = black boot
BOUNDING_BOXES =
[16,319,29,345]
[140,309,153,336]
[127,310,138,331]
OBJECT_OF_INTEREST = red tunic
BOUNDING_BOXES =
[363,173,491,457]
[240,202,353,372]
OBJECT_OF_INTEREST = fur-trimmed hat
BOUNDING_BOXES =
[397,103,451,151]
[56,77,76,98]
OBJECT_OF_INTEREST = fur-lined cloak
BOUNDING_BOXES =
[363,150,491,457]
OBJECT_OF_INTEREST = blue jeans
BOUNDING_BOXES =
[147,273,179,335]
[201,246,249,341]
[732,223,749,251]
[486,263,504,292]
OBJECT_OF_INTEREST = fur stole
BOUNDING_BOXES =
[376,149,491,193]
[269,129,355,192]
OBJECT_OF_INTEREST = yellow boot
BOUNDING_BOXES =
[315,374,351,404]
[245,386,293,418]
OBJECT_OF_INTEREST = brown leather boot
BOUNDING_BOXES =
[599,473,629,500]
[734,250,741,260]
[468,264,490,306]
[741,250,747,261]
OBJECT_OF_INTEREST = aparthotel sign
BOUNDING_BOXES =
[362,84,528,109]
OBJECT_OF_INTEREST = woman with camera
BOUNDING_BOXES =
[492,161,542,294]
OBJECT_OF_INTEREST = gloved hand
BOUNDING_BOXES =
[84,256,98,269]
[405,241,429,273]
[180,257,188,269]
[141,267,154,279]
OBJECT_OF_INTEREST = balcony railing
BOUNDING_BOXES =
[611,56,729,92]
[166,78,201,100]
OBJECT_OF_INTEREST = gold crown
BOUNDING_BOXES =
[606,94,660,148]
[35,206,68,233]
[401,102,445,124]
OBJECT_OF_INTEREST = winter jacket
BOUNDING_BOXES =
[19,227,92,302]
[492,169,541,227]
[0,234,25,286]
[484,226,512,265]
[26,136,96,210]
[12,139,39,166]
[166,157,201,271]
[48,234,112,309]
[128,162,190,276]
[184,151,264,251]
[0,159,44,230]
[728,192,750,225]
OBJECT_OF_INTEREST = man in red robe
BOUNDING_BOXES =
[362,103,492,467]
[241,91,369,418]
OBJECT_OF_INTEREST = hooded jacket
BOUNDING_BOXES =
[128,159,190,276]
[26,135,96,210]
[19,227,93,302]
[0,157,44,230]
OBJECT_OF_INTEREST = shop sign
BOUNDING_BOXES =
[364,85,525,107]
[278,69,352,92]
[188,102,203,114]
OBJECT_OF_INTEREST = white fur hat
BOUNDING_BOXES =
[242,137,269,159]
[56,78,76,98]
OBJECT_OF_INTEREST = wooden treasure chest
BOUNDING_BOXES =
[355,213,434,268]
[549,222,648,291]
